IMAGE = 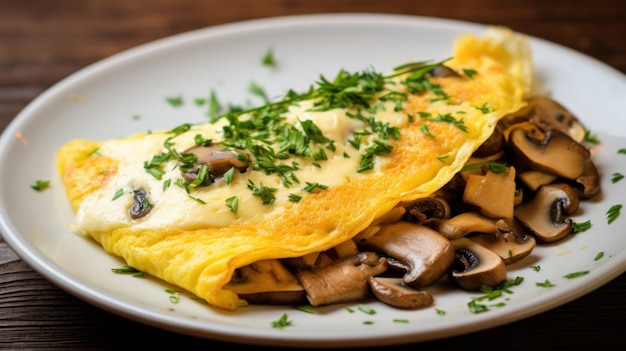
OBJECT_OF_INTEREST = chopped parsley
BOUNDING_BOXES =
[165,95,184,107]
[467,276,523,314]
[271,313,293,329]
[611,172,624,183]
[535,279,555,288]
[31,180,50,192]
[564,271,589,279]
[111,265,144,277]
[606,204,622,224]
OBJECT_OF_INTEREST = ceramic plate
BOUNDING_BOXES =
[1,14,626,348]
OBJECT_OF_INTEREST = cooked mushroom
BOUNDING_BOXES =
[448,237,507,290]
[469,218,536,265]
[368,276,433,309]
[129,189,153,219]
[500,96,586,142]
[356,222,455,288]
[180,145,249,184]
[508,128,590,180]
[225,259,306,305]
[462,166,517,219]
[401,197,451,226]
[518,170,559,192]
[473,123,506,158]
[427,65,461,78]
[574,160,601,199]
[296,252,387,307]
[514,183,580,243]
[436,212,499,239]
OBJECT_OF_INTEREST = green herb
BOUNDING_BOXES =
[165,95,183,107]
[296,305,314,314]
[225,196,238,214]
[363,321,375,325]
[611,172,624,183]
[87,147,101,157]
[435,309,446,316]
[531,265,541,272]
[162,179,171,191]
[111,265,144,277]
[467,276,523,314]
[247,180,277,205]
[583,129,599,144]
[31,180,50,192]
[303,182,328,193]
[572,220,592,233]
[421,123,434,138]
[357,304,376,315]
[429,113,467,132]
[473,102,494,114]
[393,319,409,323]
[535,279,555,288]
[594,252,605,261]
[262,47,275,67]
[271,313,293,329]
[564,271,589,279]
[618,148,626,154]
[207,90,221,118]
[165,289,182,304]
[249,81,270,104]
[461,161,508,173]
[112,188,125,201]
[437,154,450,162]
[463,68,478,78]
[288,193,302,202]
[606,204,622,224]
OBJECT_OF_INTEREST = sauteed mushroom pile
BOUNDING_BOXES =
[225,96,600,309]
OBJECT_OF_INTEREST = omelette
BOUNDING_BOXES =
[57,27,531,310]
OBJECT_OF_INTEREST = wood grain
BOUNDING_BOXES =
[1,0,625,349]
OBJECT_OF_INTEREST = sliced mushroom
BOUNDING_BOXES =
[462,166,517,219]
[427,65,461,78]
[508,128,590,180]
[518,170,559,192]
[129,189,153,219]
[469,218,536,265]
[448,237,507,290]
[296,252,387,307]
[401,197,451,225]
[514,183,580,243]
[368,276,433,309]
[501,96,586,142]
[574,160,601,199]
[473,123,506,158]
[436,212,499,239]
[225,259,306,305]
[356,222,455,288]
[180,145,249,184]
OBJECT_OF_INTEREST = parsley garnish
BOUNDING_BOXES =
[594,252,605,261]
[247,180,277,205]
[572,219,592,233]
[112,188,124,201]
[165,95,183,107]
[611,172,624,183]
[535,279,555,288]
[271,313,293,329]
[111,265,144,277]
[606,204,622,224]
[225,196,238,214]
[564,271,589,279]
[467,276,523,314]
[262,47,275,67]
[31,180,50,192]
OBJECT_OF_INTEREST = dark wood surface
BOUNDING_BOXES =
[1,0,625,349]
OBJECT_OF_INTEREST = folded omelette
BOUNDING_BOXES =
[57,27,531,310]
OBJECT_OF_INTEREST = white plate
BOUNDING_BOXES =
[1,13,626,348]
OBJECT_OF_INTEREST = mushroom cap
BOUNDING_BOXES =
[508,128,590,180]
[469,218,536,265]
[514,183,580,243]
[448,237,507,290]
[356,222,455,288]
[368,276,433,309]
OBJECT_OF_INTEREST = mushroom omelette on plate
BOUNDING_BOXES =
[57,27,530,311]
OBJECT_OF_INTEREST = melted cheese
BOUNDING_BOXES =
[57,27,531,310]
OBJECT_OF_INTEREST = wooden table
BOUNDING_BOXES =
[1,0,625,349]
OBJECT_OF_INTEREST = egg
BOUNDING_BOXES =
[56,26,530,310]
